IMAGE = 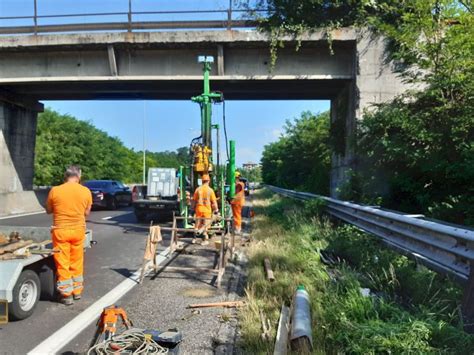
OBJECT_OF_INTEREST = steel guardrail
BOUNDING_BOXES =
[0,3,266,35]
[267,185,474,285]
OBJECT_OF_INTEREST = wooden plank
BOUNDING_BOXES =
[0,240,33,254]
[187,301,245,309]
[160,266,218,274]
[264,257,275,282]
[274,305,290,355]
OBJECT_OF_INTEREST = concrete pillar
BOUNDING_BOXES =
[329,30,412,198]
[330,83,356,197]
[0,98,44,216]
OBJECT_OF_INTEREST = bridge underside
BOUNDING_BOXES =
[3,78,349,101]
[0,30,410,215]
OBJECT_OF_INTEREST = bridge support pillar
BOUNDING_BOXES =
[0,97,44,216]
[330,31,412,198]
[330,83,355,198]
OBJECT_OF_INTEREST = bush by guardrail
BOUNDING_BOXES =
[267,185,474,330]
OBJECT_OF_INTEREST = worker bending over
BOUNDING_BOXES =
[192,174,218,245]
[46,165,92,305]
[231,172,246,234]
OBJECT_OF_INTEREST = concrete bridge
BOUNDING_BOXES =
[0,28,409,215]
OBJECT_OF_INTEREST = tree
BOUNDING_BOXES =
[252,0,474,225]
[261,111,330,194]
[34,108,190,185]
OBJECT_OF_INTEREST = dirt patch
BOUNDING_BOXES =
[182,287,216,298]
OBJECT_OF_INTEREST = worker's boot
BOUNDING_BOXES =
[60,295,73,306]
[201,234,209,246]
[73,294,82,301]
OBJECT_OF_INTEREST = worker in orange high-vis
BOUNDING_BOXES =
[46,165,92,305]
[192,174,218,246]
[231,171,246,234]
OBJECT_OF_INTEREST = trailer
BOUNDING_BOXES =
[0,226,93,322]
[133,168,180,222]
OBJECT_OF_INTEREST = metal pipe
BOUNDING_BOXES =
[228,140,236,199]
[227,0,232,30]
[0,20,257,35]
[33,0,37,35]
[0,9,267,21]
[179,166,185,215]
[142,101,146,185]
[128,0,132,32]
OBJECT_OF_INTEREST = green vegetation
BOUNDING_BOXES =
[257,1,474,225]
[261,111,330,195]
[240,189,474,354]
[240,166,262,183]
[34,108,189,185]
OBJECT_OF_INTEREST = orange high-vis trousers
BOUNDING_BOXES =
[231,203,242,230]
[51,227,85,297]
[195,208,212,235]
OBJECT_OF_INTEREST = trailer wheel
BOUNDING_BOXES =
[38,258,57,300]
[9,270,41,320]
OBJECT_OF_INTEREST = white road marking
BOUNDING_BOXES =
[0,210,45,220]
[28,247,171,355]
[101,216,113,220]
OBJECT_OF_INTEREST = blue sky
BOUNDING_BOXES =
[1,0,329,165]
[44,100,329,165]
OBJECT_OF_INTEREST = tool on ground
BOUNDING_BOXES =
[92,306,133,346]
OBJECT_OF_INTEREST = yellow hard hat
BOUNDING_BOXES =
[235,171,241,178]
[201,174,210,182]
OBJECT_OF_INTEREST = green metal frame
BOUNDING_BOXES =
[178,56,237,230]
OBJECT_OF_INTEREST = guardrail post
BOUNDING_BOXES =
[128,0,132,32]
[33,0,38,35]
[462,261,474,333]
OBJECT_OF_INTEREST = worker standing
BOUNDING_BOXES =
[192,174,218,245]
[231,172,246,234]
[46,165,92,305]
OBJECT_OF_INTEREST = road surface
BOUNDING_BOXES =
[0,206,167,354]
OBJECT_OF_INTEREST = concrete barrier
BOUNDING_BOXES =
[0,191,44,217]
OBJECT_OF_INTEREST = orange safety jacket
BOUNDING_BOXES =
[232,181,245,205]
[193,185,217,216]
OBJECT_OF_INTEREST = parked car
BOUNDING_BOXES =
[83,180,132,210]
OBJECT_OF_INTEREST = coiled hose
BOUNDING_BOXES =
[87,329,169,355]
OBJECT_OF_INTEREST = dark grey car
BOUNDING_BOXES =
[83,180,132,210]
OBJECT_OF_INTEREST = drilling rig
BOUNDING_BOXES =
[141,56,237,288]
[178,55,236,230]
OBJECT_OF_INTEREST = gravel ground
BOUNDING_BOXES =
[89,205,251,355]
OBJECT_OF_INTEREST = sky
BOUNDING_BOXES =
[1,0,330,165]
[43,100,329,166]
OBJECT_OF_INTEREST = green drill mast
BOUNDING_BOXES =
[179,56,236,228]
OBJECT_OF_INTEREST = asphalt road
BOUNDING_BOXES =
[0,206,169,354]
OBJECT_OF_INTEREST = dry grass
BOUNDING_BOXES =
[238,189,327,354]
